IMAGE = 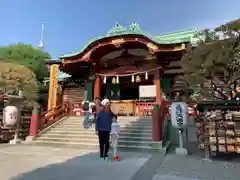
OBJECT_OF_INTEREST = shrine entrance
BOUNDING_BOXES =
[101,75,154,101]
[45,23,197,146]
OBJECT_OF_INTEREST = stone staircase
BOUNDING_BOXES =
[33,116,154,151]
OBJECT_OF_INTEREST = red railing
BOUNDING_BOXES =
[38,103,69,132]
[135,101,154,116]
[67,101,158,116]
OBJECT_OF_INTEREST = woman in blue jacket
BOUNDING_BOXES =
[95,99,113,160]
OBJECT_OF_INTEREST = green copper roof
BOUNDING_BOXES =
[43,72,72,82]
[59,23,198,58]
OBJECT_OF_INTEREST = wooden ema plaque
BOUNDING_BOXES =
[196,101,240,155]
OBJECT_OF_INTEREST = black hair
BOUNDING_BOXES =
[112,114,117,119]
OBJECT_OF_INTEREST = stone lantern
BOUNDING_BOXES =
[171,78,190,101]
[3,91,24,144]
[170,78,189,155]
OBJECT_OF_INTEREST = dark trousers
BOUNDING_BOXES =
[98,131,110,157]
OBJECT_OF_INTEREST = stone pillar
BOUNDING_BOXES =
[152,104,161,141]
[47,64,59,111]
[94,75,101,99]
[152,69,163,147]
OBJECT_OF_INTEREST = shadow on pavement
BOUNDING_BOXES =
[11,151,151,180]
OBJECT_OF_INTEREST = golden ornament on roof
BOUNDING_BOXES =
[136,75,141,83]
[112,77,116,84]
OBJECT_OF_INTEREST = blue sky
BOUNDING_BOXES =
[0,0,240,58]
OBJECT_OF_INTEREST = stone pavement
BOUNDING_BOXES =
[0,144,153,180]
[153,153,240,180]
[2,144,240,180]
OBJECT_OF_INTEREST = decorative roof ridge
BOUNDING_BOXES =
[107,23,128,34]
[156,28,198,38]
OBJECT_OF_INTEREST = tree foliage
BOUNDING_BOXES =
[182,19,240,101]
[0,60,38,101]
[0,43,51,80]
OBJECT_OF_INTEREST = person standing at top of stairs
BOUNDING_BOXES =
[82,100,90,129]
[88,102,96,127]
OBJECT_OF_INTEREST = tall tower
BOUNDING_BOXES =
[38,22,45,50]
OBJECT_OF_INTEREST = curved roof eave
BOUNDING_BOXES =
[59,23,199,59]
[59,33,159,59]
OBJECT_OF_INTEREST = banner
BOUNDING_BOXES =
[171,102,188,128]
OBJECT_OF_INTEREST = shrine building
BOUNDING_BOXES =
[46,23,198,116]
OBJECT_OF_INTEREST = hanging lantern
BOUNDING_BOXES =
[181,43,186,49]
[116,76,119,84]
[103,76,107,84]
[131,75,135,82]
[145,72,148,80]
[3,106,18,127]
[136,75,141,83]
[112,77,116,84]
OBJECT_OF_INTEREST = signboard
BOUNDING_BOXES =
[139,85,156,98]
[48,64,59,110]
[171,102,188,128]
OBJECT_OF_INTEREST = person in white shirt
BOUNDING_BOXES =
[110,114,121,161]
[88,102,96,127]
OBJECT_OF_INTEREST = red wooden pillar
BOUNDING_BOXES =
[25,106,40,142]
[152,69,163,142]
[94,75,101,99]
[154,70,162,106]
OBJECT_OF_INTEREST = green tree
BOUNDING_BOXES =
[0,60,38,102]
[182,19,240,101]
[0,43,51,80]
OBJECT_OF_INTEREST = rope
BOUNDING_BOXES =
[96,66,161,77]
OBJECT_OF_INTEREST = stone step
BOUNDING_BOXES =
[51,126,152,131]
[66,117,152,123]
[37,136,151,146]
[48,128,152,134]
[57,123,152,129]
[34,140,99,149]
[33,116,157,152]
[69,119,149,121]
[67,116,152,119]
[40,133,152,141]
[43,130,152,137]
[64,121,152,126]
[36,136,152,146]
[61,120,152,125]
[33,140,153,151]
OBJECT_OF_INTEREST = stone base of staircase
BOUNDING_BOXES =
[32,116,169,153]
